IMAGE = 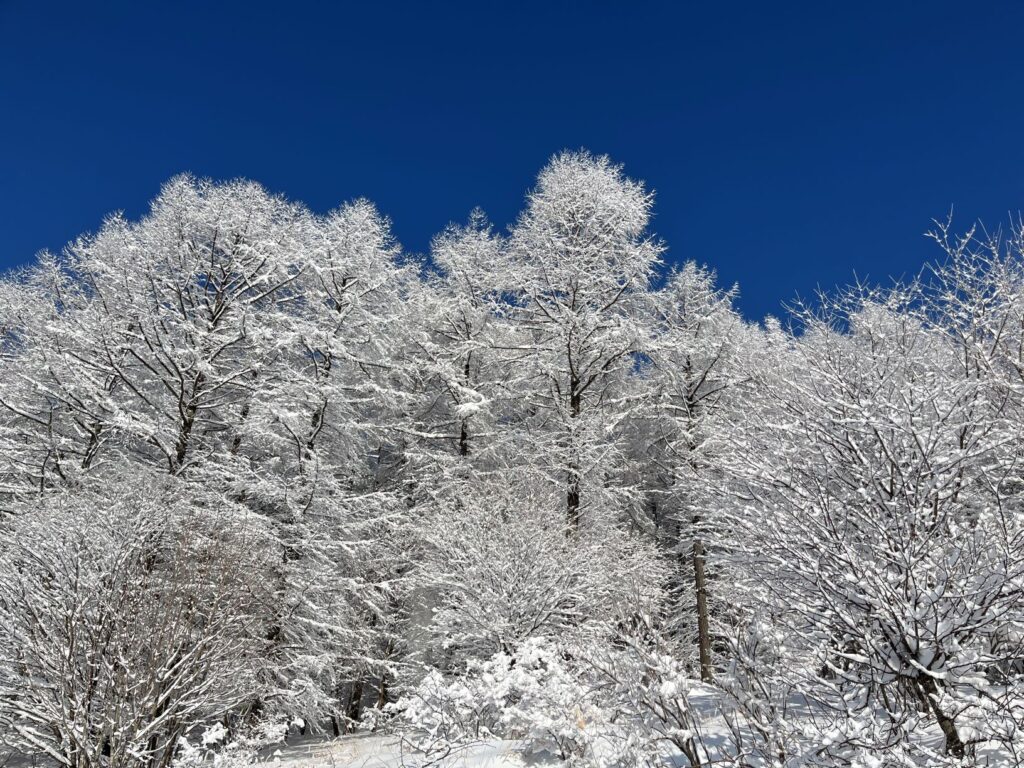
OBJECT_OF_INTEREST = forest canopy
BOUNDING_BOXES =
[2,152,1024,767]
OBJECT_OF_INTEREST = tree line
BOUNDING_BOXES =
[2,152,1024,766]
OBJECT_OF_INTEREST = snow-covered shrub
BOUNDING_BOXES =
[0,476,272,768]
[394,633,711,767]
[584,634,711,767]
[414,477,665,669]
[720,286,1024,762]
[394,638,601,763]
[712,609,812,765]
[172,718,289,768]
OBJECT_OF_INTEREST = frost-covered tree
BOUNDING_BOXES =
[0,474,271,768]
[412,471,664,667]
[408,210,511,465]
[723,285,1024,761]
[402,156,672,685]
[6,154,1024,767]
[505,151,663,533]
[635,263,749,680]
[0,177,415,740]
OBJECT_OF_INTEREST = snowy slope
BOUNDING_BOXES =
[260,735,548,768]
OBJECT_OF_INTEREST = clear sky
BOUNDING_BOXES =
[3,1,1024,320]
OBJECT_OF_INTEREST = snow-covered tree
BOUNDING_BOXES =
[723,285,1024,760]
[0,474,271,768]
[636,263,749,680]
[505,151,664,533]
[5,154,1024,767]
[0,177,415,738]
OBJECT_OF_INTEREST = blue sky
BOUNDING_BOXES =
[3,1,1024,320]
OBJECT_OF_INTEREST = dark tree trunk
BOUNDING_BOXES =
[171,373,205,474]
[567,384,581,531]
[459,353,472,457]
[567,481,580,530]
[693,537,713,682]
[345,679,364,732]
[918,675,965,757]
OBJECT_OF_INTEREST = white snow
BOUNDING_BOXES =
[258,735,546,768]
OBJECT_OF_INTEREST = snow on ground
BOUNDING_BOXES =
[259,735,549,768]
